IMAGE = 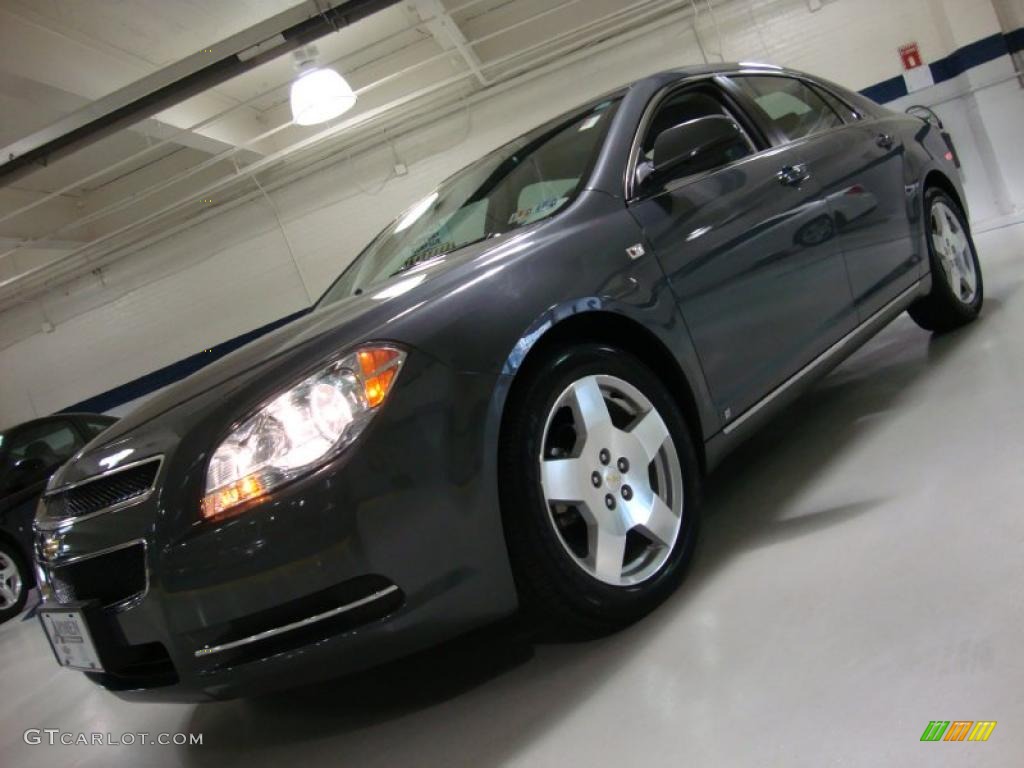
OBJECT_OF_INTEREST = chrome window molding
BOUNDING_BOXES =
[35,455,163,531]
[623,69,875,202]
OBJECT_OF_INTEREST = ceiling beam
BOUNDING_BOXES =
[410,0,490,86]
[0,0,403,185]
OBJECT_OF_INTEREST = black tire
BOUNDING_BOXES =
[0,540,30,624]
[908,188,983,332]
[499,344,701,638]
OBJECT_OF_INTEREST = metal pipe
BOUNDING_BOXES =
[0,0,501,229]
[0,0,585,260]
[0,0,403,184]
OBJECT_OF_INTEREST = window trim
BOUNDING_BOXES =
[721,73,849,149]
[624,75,767,202]
[807,81,863,124]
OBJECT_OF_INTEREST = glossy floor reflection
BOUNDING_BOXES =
[2,224,1023,767]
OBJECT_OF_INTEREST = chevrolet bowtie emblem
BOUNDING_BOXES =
[40,532,63,562]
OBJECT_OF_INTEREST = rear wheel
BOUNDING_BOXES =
[499,344,701,637]
[0,541,29,624]
[908,189,983,332]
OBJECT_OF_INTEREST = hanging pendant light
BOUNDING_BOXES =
[290,45,356,126]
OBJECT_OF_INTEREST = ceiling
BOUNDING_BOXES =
[0,0,723,306]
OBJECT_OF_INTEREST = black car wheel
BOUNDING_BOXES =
[908,188,983,332]
[0,540,29,624]
[499,344,701,637]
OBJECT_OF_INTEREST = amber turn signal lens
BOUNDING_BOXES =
[357,347,401,407]
[202,473,265,520]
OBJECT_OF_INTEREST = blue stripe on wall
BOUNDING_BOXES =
[46,27,1024,418]
[60,307,311,414]
[929,33,1009,84]
[860,75,908,104]
[860,31,1017,104]
[1006,27,1024,54]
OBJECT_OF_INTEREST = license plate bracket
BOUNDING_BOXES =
[38,607,105,672]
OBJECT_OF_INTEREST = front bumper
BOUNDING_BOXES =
[34,359,518,701]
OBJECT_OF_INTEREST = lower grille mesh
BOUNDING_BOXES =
[49,543,147,608]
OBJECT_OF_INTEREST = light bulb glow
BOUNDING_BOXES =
[202,345,404,520]
[290,68,357,126]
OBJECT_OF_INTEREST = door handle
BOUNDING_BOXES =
[776,163,809,187]
[875,132,895,149]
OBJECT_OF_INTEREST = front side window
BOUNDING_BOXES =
[318,98,620,304]
[730,75,843,143]
[636,88,754,189]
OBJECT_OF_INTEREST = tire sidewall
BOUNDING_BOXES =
[502,344,701,626]
[925,188,983,318]
[0,542,29,624]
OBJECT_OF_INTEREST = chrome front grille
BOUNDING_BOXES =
[43,457,160,524]
[47,541,148,609]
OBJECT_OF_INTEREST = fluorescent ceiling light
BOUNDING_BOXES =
[290,68,356,126]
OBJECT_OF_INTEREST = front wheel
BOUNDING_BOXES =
[499,344,701,637]
[0,541,29,624]
[908,189,983,332]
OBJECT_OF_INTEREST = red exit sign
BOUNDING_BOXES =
[899,42,923,70]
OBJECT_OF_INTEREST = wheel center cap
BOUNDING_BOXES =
[604,469,622,490]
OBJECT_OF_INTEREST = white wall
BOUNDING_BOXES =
[2,0,1023,427]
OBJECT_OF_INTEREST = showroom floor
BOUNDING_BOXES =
[2,224,1022,767]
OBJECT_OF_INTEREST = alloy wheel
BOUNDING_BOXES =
[539,374,684,586]
[931,200,977,305]
[0,552,23,610]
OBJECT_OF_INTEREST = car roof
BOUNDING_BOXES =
[628,62,797,88]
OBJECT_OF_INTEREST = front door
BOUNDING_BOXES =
[626,81,857,423]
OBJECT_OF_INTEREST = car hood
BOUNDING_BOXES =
[90,228,539,447]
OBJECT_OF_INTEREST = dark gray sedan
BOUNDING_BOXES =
[33,63,981,700]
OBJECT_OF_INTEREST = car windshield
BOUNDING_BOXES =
[317,97,620,305]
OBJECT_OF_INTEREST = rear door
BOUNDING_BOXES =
[626,78,857,424]
[726,74,917,320]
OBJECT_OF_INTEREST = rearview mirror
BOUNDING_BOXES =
[645,115,751,188]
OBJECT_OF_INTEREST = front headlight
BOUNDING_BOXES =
[202,344,405,520]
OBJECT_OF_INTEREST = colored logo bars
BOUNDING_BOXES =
[921,721,997,742]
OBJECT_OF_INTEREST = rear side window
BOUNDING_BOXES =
[730,75,843,143]
[812,84,862,122]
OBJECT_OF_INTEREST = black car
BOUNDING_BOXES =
[33,64,980,700]
[0,413,116,622]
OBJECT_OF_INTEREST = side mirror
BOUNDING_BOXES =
[6,457,48,493]
[646,115,750,187]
